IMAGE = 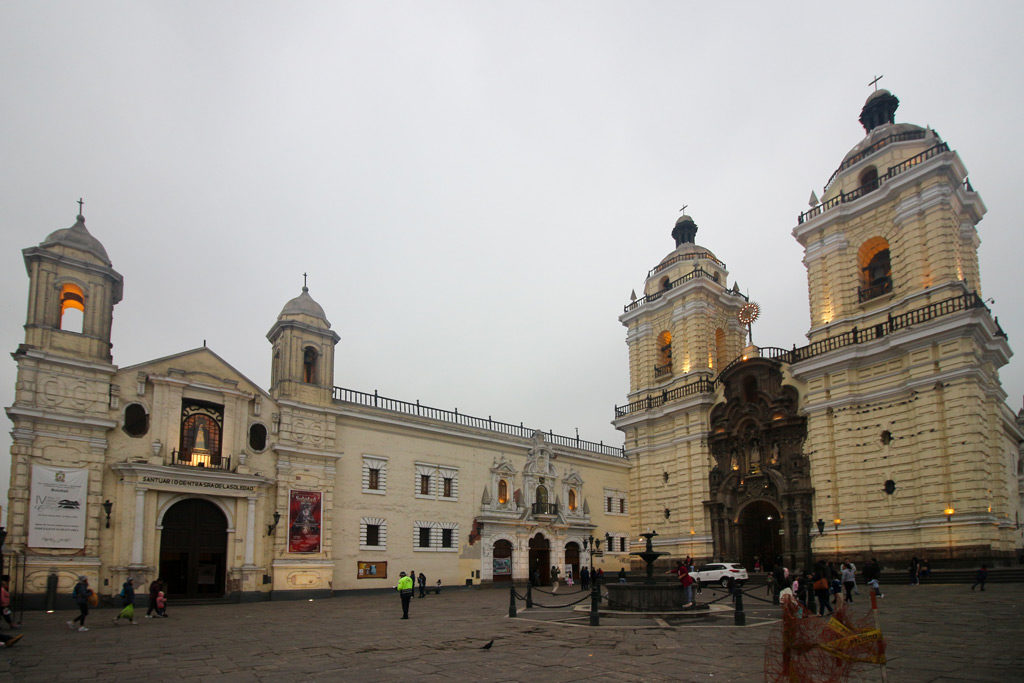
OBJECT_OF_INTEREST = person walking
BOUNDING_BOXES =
[113,577,138,625]
[841,563,856,604]
[908,556,920,586]
[580,566,590,590]
[417,572,426,598]
[864,558,884,598]
[145,578,163,618]
[550,564,560,593]
[1,576,18,629]
[971,565,988,591]
[813,563,832,616]
[396,571,414,619]
[155,590,168,617]
[677,563,695,607]
[67,576,91,632]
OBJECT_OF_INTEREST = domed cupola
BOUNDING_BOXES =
[858,89,899,133]
[277,285,331,328]
[672,214,698,246]
[39,211,113,266]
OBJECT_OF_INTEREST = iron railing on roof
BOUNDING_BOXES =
[625,266,746,313]
[648,250,726,279]
[332,386,626,458]
[823,130,930,191]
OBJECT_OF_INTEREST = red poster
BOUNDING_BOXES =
[288,490,322,553]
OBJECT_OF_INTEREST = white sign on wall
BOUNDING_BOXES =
[28,465,88,549]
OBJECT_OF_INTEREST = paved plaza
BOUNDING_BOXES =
[0,581,1020,681]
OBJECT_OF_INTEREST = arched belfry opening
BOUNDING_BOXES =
[706,358,812,571]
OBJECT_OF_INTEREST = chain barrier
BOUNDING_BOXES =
[510,585,596,609]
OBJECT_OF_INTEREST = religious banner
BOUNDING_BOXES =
[28,465,88,549]
[287,489,322,553]
[357,561,387,579]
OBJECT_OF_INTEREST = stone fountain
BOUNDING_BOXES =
[603,530,708,613]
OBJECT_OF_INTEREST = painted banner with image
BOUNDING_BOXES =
[287,489,322,553]
[28,465,88,548]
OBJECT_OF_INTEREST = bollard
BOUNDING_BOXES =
[734,585,746,626]
[509,586,517,618]
[44,572,58,612]
[526,583,533,608]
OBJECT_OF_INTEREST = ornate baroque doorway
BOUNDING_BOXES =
[706,358,813,570]
[159,499,227,599]
[492,539,513,583]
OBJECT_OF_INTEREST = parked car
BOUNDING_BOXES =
[693,562,749,586]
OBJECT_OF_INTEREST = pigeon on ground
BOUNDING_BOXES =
[481,639,494,650]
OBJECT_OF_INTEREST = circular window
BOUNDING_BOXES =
[248,423,268,451]
[123,403,148,437]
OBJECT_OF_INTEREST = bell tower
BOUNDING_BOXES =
[267,282,340,406]
[792,90,1017,563]
[6,207,123,565]
[614,214,748,558]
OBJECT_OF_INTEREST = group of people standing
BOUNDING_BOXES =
[776,558,884,617]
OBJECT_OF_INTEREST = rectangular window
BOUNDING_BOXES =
[619,537,626,553]
[366,524,380,546]
[420,474,431,495]
[418,526,431,548]
[606,497,612,513]
[362,456,387,495]
[441,528,453,548]
[368,469,380,490]
[619,498,625,514]
[443,477,452,498]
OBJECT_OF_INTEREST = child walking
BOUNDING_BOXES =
[155,590,168,617]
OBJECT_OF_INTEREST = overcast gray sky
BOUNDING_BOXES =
[3,2,1023,510]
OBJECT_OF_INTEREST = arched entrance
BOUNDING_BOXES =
[565,542,580,583]
[738,500,782,571]
[492,539,513,583]
[159,499,227,599]
[528,533,550,585]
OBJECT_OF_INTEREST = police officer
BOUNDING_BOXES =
[396,571,414,619]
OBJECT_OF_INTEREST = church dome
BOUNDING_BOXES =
[278,286,329,324]
[40,213,112,266]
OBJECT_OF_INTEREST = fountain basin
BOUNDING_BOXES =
[605,582,695,612]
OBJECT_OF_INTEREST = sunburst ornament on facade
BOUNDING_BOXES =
[737,301,760,345]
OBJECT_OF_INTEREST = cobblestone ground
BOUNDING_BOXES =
[0,582,1020,681]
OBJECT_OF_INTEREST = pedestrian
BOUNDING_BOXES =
[864,558,884,598]
[617,568,627,584]
[813,564,832,616]
[909,556,920,586]
[417,572,426,598]
[67,575,91,632]
[844,558,859,595]
[550,564,560,593]
[677,562,695,607]
[434,579,442,594]
[155,590,167,617]
[580,566,590,590]
[146,577,163,618]
[971,564,988,591]
[396,571,414,619]
[1,576,19,629]
[841,563,856,603]
[596,568,604,584]
[113,577,138,625]
[566,570,574,588]
[919,558,931,581]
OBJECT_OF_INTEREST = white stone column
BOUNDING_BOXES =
[132,487,147,565]
[244,496,257,567]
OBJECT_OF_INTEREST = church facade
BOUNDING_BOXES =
[5,220,631,604]
[615,90,1023,570]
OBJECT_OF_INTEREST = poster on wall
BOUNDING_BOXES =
[492,557,512,575]
[287,489,322,553]
[28,465,88,549]
[357,561,387,579]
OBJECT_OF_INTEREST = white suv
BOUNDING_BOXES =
[693,563,749,587]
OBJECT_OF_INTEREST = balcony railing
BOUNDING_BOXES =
[615,289,1000,419]
[169,449,232,472]
[654,363,672,379]
[823,129,930,191]
[648,250,726,279]
[858,277,893,303]
[625,266,747,313]
[332,387,626,459]
[799,142,950,224]
[532,502,559,516]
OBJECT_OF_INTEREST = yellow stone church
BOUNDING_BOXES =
[5,89,1022,605]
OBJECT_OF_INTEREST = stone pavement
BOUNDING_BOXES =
[0,581,1020,681]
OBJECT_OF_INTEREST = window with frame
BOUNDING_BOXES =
[441,528,453,548]
[498,479,509,504]
[418,526,431,548]
[362,456,387,495]
[420,474,431,495]
[360,517,387,550]
[443,477,452,498]
[604,489,627,516]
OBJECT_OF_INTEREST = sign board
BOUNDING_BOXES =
[28,465,87,548]
[357,561,387,579]
[287,490,322,553]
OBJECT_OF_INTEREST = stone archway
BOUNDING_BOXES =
[528,533,550,585]
[159,498,227,599]
[706,357,814,570]
[564,542,580,583]
[492,539,513,583]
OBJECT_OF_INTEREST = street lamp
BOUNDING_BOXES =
[833,518,841,560]
[582,534,602,626]
[944,507,955,559]
[102,500,113,528]
[816,518,825,536]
